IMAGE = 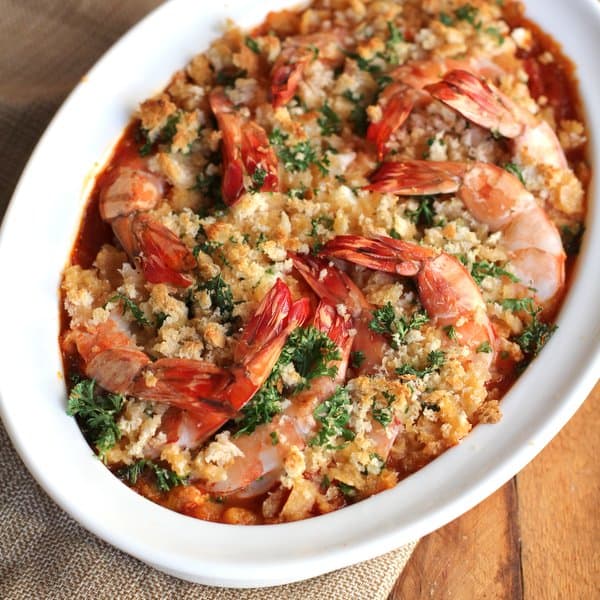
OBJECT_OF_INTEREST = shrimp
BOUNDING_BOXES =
[424,69,567,169]
[68,280,310,446]
[99,167,196,287]
[202,299,352,498]
[367,58,503,159]
[290,253,388,374]
[319,235,495,362]
[367,160,566,310]
[209,87,278,205]
[271,30,347,108]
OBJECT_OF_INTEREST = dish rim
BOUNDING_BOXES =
[0,0,599,588]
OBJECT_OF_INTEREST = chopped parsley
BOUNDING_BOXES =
[67,379,124,459]
[476,341,492,353]
[515,306,557,363]
[337,481,357,498]
[198,274,234,321]
[250,166,267,193]
[396,350,446,378]
[344,51,382,74]
[369,303,429,349]
[269,128,330,174]
[444,325,457,340]
[389,228,402,240]
[405,196,436,227]
[504,162,525,185]
[342,90,369,137]
[309,386,355,449]
[372,391,394,428]
[309,215,334,238]
[439,12,454,26]
[117,460,187,492]
[108,293,150,327]
[501,297,535,312]
[154,311,169,328]
[486,26,505,45]
[454,3,480,27]
[421,402,440,412]
[245,36,260,54]
[236,326,340,435]
[318,102,342,136]
[470,261,520,285]
[350,350,366,369]
[384,21,404,65]
[269,431,279,445]
[216,67,247,87]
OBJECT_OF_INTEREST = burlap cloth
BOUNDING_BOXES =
[0,1,417,597]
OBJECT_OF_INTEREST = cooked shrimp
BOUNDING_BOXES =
[290,253,387,374]
[209,87,278,205]
[68,280,310,446]
[203,299,352,498]
[271,30,347,108]
[424,69,567,169]
[367,160,566,310]
[99,167,196,287]
[319,235,495,362]
[367,58,503,159]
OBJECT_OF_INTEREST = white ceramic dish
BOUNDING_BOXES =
[0,0,599,588]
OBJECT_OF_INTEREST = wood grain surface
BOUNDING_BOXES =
[390,379,600,599]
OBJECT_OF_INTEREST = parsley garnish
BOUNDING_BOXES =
[486,27,505,45]
[350,350,365,369]
[216,67,247,87]
[337,481,357,498]
[470,261,519,285]
[250,166,267,193]
[108,293,150,327]
[444,325,457,340]
[455,4,480,27]
[318,102,342,136]
[117,460,187,492]
[421,402,441,412]
[405,196,435,227]
[269,128,330,174]
[501,297,535,312]
[310,215,334,238]
[344,51,382,74]
[67,379,124,459]
[155,311,169,328]
[236,326,341,435]
[440,12,454,26]
[385,21,404,64]
[342,90,369,137]
[369,303,429,349]
[504,162,525,185]
[396,350,446,378]
[270,431,279,445]
[198,274,234,321]
[515,307,557,362]
[476,341,492,353]
[245,37,260,54]
[372,391,394,427]
[309,386,355,449]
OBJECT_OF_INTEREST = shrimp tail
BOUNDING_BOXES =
[366,86,416,159]
[132,214,196,287]
[290,252,370,315]
[365,160,465,195]
[240,121,279,193]
[271,53,312,108]
[319,235,434,276]
[424,70,524,138]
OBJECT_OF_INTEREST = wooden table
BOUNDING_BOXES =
[390,379,600,599]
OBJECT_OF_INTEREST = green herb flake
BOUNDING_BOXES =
[269,128,329,174]
[155,312,169,328]
[504,162,525,185]
[350,351,366,369]
[250,166,267,193]
[318,102,342,136]
[385,21,404,65]
[476,341,492,353]
[455,4,480,26]
[309,387,355,449]
[342,90,368,137]
[198,274,234,321]
[405,196,436,227]
[440,12,454,26]
[371,391,394,428]
[108,293,151,327]
[486,26,505,45]
[444,325,457,340]
[117,460,187,492]
[421,402,441,412]
[470,261,520,285]
[67,379,124,459]
[269,431,279,446]
[516,307,557,362]
[501,297,535,312]
[216,67,247,87]
[245,36,260,54]
[337,481,357,498]
[344,51,382,74]
[396,350,446,378]
[369,303,429,349]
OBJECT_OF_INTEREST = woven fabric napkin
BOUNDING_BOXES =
[0,1,417,597]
